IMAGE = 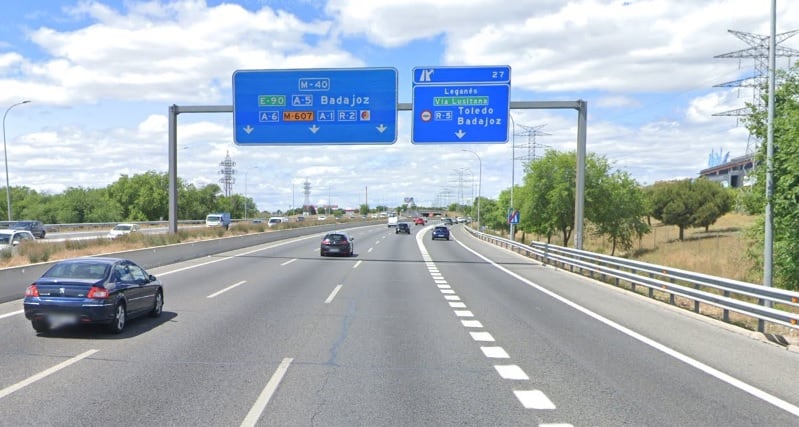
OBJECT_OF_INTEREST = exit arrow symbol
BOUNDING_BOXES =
[455,129,466,139]
[376,124,387,133]
[243,125,254,134]
[310,124,319,134]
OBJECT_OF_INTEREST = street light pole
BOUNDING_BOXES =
[462,149,481,229]
[3,100,31,222]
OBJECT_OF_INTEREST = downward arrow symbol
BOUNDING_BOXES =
[310,125,319,134]
[455,129,466,139]
[243,125,254,134]
[376,124,387,133]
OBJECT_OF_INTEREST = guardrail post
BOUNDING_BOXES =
[693,283,701,313]
[723,290,730,323]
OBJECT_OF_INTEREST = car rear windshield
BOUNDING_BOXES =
[325,234,348,242]
[44,262,109,280]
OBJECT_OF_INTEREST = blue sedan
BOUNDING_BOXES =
[23,257,164,334]
[431,226,450,240]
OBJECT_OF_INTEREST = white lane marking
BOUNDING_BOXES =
[481,346,510,359]
[368,247,374,253]
[461,320,483,328]
[495,365,529,380]
[440,289,455,294]
[448,302,467,308]
[281,258,297,266]
[434,279,447,284]
[353,260,362,269]
[0,349,99,400]
[374,240,380,245]
[470,331,495,342]
[444,295,461,301]
[325,285,343,304]
[207,280,247,299]
[456,237,799,417]
[437,284,451,289]
[240,357,293,427]
[514,390,557,409]
[159,233,324,277]
[454,310,474,317]
[0,309,23,320]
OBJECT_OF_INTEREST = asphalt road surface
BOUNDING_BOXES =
[2,224,798,426]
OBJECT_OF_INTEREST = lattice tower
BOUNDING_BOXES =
[302,177,311,210]
[513,123,551,168]
[714,29,799,154]
[217,151,236,197]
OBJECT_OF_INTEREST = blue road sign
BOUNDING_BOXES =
[412,66,510,144]
[233,68,398,144]
[508,209,520,224]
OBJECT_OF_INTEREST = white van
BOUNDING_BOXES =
[268,216,289,227]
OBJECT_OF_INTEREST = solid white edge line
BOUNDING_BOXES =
[456,237,799,417]
[207,280,247,299]
[240,357,293,427]
[0,309,23,320]
[325,285,343,304]
[0,349,99,400]
[280,258,297,266]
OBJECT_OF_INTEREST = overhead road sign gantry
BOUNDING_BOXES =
[412,65,510,144]
[233,68,398,144]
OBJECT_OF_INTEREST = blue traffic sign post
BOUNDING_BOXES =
[508,209,520,224]
[233,68,398,144]
[412,66,510,144]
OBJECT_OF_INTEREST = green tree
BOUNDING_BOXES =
[742,64,799,290]
[691,178,734,232]
[591,171,650,255]
[649,179,695,241]
[519,150,611,246]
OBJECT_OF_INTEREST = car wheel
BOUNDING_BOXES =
[32,318,50,333]
[108,302,126,334]
[150,291,163,317]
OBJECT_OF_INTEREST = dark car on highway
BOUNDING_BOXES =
[395,222,411,234]
[10,220,47,239]
[320,232,354,257]
[23,257,164,334]
[431,226,450,240]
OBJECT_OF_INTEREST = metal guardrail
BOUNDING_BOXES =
[466,227,799,333]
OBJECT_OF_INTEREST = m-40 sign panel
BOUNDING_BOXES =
[412,66,510,144]
[233,68,398,144]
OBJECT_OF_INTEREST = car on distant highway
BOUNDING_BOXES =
[107,223,141,239]
[10,220,47,239]
[0,229,35,252]
[320,232,354,257]
[441,218,453,226]
[23,257,164,334]
[431,226,450,240]
[414,217,426,225]
[395,222,411,234]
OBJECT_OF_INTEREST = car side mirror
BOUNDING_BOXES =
[149,274,157,282]
[350,237,355,241]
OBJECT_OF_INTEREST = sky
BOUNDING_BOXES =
[1,0,797,213]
